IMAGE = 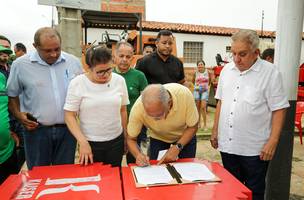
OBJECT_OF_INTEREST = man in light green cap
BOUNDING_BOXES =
[0,45,12,78]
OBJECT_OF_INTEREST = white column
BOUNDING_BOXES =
[275,0,304,100]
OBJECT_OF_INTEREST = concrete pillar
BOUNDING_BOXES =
[265,0,304,199]
[57,7,82,58]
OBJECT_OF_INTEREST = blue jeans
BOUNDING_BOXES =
[23,125,76,170]
[220,152,269,200]
[149,136,197,160]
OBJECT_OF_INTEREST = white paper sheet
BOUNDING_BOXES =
[157,149,168,160]
[172,162,216,181]
[133,165,174,185]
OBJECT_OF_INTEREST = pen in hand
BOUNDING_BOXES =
[136,144,150,167]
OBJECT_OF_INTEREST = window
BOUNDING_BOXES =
[183,41,204,63]
[226,46,231,52]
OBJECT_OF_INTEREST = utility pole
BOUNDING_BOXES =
[265,0,304,199]
[261,10,264,39]
[51,6,55,28]
[57,7,82,58]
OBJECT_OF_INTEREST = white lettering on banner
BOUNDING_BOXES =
[35,184,100,199]
[16,179,42,199]
[45,174,101,185]
[15,174,102,199]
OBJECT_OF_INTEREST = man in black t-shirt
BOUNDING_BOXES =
[135,30,185,84]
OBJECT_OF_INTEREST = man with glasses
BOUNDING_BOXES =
[211,29,289,200]
[7,27,82,170]
[127,83,198,166]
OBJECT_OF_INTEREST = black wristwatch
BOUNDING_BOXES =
[175,143,184,151]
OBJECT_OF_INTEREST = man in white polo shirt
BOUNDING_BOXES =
[211,29,289,200]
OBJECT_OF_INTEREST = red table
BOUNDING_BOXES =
[0,163,123,200]
[122,158,252,200]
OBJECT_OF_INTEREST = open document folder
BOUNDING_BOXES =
[131,162,221,187]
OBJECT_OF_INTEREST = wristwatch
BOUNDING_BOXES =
[175,143,184,151]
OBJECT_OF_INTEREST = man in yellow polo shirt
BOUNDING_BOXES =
[127,83,199,166]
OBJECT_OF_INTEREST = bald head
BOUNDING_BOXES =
[142,84,169,106]
[33,27,62,65]
[141,84,171,120]
[34,27,61,47]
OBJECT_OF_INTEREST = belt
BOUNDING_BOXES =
[42,124,67,128]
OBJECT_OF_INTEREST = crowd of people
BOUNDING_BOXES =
[0,27,288,200]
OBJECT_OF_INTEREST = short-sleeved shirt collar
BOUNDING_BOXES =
[153,51,174,63]
[167,88,178,114]
[29,51,66,66]
[230,57,261,74]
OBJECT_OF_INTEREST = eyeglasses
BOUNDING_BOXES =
[95,67,112,76]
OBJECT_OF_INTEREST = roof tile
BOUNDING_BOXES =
[141,21,276,38]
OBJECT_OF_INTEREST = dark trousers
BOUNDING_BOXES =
[220,152,269,200]
[126,127,147,164]
[10,117,26,170]
[13,122,25,170]
[23,125,76,170]
[149,136,197,160]
[89,134,124,167]
[0,146,19,185]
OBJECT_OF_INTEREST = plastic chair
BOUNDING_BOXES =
[295,101,304,145]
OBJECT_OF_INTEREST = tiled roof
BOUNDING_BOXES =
[141,21,276,38]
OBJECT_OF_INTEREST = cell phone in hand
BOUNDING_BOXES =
[26,113,38,122]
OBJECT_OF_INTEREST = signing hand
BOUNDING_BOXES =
[136,153,150,167]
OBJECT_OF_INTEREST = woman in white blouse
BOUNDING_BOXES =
[64,46,129,166]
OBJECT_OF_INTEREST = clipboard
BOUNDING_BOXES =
[131,162,221,188]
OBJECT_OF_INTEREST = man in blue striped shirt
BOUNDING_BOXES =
[7,27,83,170]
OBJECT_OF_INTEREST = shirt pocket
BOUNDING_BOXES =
[243,86,264,106]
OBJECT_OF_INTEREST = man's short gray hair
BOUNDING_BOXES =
[141,84,170,109]
[231,29,260,51]
[115,41,134,54]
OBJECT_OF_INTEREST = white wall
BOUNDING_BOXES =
[84,27,304,67]
[173,32,232,67]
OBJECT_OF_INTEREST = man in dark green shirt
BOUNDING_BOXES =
[113,41,148,163]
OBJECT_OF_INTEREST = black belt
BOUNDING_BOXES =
[42,124,67,128]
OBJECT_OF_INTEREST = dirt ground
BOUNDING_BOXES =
[195,107,304,200]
